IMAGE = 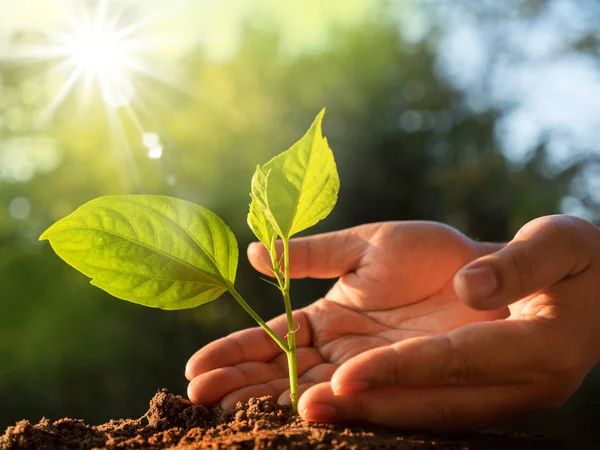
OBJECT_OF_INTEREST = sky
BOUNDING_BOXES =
[434,0,600,169]
[432,0,600,218]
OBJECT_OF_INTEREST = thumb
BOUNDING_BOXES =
[454,215,594,310]
[247,224,376,279]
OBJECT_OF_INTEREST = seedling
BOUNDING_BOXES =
[40,109,339,413]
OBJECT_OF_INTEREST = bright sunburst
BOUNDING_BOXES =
[61,7,134,108]
[1,0,192,165]
[38,0,148,114]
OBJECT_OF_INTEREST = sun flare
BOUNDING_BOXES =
[0,0,180,116]
[67,26,124,74]
[57,2,137,108]
[0,0,194,168]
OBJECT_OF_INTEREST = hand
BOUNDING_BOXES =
[185,222,505,417]
[312,215,600,429]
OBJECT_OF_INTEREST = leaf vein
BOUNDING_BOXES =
[49,225,220,283]
[138,204,228,283]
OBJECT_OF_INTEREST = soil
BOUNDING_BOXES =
[1,389,568,450]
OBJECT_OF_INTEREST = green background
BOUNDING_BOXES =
[1,1,599,448]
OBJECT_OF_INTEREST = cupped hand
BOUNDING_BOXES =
[185,221,505,415]
[303,215,600,429]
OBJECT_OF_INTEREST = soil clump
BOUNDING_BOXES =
[0,389,568,449]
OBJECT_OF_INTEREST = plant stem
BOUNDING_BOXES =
[282,238,299,412]
[228,286,289,353]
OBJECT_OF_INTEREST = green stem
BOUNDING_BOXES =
[282,238,299,412]
[228,286,289,354]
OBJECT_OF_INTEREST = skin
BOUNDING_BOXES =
[186,215,600,430]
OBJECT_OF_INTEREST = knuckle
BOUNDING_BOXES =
[505,243,535,292]
[546,332,586,382]
[517,215,578,246]
[536,343,584,408]
[440,336,470,386]
[425,401,456,428]
[555,351,581,377]
[516,215,565,237]
[353,396,368,423]
[367,222,394,247]
[552,354,584,392]
[538,377,577,408]
[515,214,595,276]
[303,240,316,273]
[543,387,573,408]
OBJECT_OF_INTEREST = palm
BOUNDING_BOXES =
[186,222,505,408]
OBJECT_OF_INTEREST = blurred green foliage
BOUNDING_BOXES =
[1,1,599,447]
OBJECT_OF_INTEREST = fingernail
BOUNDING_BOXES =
[302,403,337,423]
[457,265,498,301]
[333,381,370,395]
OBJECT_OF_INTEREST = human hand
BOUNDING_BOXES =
[185,221,505,415]
[312,215,600,429]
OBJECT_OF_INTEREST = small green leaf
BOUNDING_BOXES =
[40,195,238,310]
[248,108,339,240]
[247,166,277,249]
[260,277,283,291]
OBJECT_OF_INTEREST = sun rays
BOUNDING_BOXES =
[0,0,191,172]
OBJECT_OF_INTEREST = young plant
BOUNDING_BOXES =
[40,109,339,413]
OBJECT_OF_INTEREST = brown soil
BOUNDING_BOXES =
[1,389,568,450]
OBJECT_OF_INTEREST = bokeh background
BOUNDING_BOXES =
[1,0,600,447]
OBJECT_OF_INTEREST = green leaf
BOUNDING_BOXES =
[247,166,277,249]
[260,277,283,291]
[40,195,238,310]
[248,108,339,240]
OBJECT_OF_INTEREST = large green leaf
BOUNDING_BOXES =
[40,195,238,310]
[248,108,339,240]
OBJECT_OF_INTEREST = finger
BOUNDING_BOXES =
[188,348,324,405]
[454,215,594,310]
[299,382,542,430]
[247,224,378,279]
[221,381,321,410]
[224,365,336,409]
[220,364,336,409]
[277,383,318,406]
[220,379,289,409]
[188,364,282,405]
[331,321,555,394]
[185,310,310,380]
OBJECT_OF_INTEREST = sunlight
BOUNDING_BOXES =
[68,27,123,74]
[58,1,135,108]
[0,0,189,117]
[0,0,190,175]
[143,132,163,159]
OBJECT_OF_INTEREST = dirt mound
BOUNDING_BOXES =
[0,389,568,449]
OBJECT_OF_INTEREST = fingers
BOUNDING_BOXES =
[222,364,336,409]
[219,379,291,409]
[454,215,595,310]
[299,382,543,430]
[189,360,335,409]
[247,224,377,279]
[277,383,318,406]
[187,348,323,405]
[219,381,318,410]
[331,321,554,395]
[188,363,283,405]
[185,310,309,380]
